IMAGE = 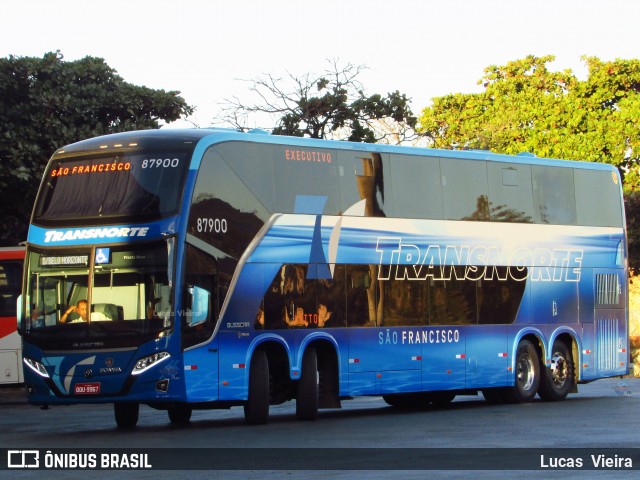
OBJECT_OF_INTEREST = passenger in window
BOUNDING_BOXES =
[60,300,89,323]
[60,299,108,323]
[317,303,332,327]
[287,305,309,327]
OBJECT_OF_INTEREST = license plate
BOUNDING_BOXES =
[74,382,101,395]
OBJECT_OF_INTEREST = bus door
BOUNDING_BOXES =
[182,244,223,402]
[592,269,627,376]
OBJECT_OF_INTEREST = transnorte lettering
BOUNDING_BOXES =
[376,237,583,283]
[43,227,149,243]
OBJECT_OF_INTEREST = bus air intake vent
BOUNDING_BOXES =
[596,274,619,305]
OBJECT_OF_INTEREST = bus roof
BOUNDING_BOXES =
[53,128,616,173]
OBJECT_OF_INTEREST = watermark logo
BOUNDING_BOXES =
[8,450,39,468]
[6,450,152,469]
[614,381,632,397]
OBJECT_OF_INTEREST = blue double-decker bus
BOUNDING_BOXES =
[19,129,628,427]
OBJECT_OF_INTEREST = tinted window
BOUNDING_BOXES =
[274,145,341,215]
[382,279,429,326]
[212,142,278,213]
[34,150,191,224]
[256,264,346,329]
[25,241,174,349]
[254,263,525,329]
[532,166,576,225]
[441,158,489,221]
[487,163,534,223]
[390,154,443,219]
[189,147,268,262]
[214,142,344,215]
[575,169,623,227]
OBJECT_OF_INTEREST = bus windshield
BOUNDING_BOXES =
[24,240,174,349]
[32,150,190,225]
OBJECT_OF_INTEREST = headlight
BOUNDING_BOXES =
[131,351,170,376]
[23,357,50,378]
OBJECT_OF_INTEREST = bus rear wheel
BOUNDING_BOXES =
[503,340,540,403]
[168,405,192,424]
[538,340,574,401]
[296,347,319,420]
[244,349,270,425]
[114,402,139,429]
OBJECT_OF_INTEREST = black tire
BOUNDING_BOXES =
[114,402,139,429]
[168,405,192,424]
[296,347,319,420]
[538,340,574,401]
[502,340,540,403]
[244,349,270,425]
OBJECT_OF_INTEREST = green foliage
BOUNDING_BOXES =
[0,51,193,245]
[418,55,640,174]
[625,191,640,272]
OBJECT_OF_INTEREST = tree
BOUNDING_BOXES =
[417,55,640,190]
[219,60,417,144]
[0,51,194,245]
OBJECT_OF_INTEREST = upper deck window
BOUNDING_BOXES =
[33,150,191,225]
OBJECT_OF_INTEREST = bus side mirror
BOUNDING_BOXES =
[16,294,23,335]
[187,286,210,327]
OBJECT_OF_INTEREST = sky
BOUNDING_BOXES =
[2,0,640,130]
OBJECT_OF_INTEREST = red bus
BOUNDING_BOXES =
[0,246,25,384]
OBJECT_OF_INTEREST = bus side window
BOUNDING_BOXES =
[346,265,375,327]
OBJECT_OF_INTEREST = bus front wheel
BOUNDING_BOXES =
[296,347,319,420]
[168,405,192,424]
[114,402,139,429]
[538,340,574,401]
[244,349,270,425]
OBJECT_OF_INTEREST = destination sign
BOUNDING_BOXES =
[40,255,89,267]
